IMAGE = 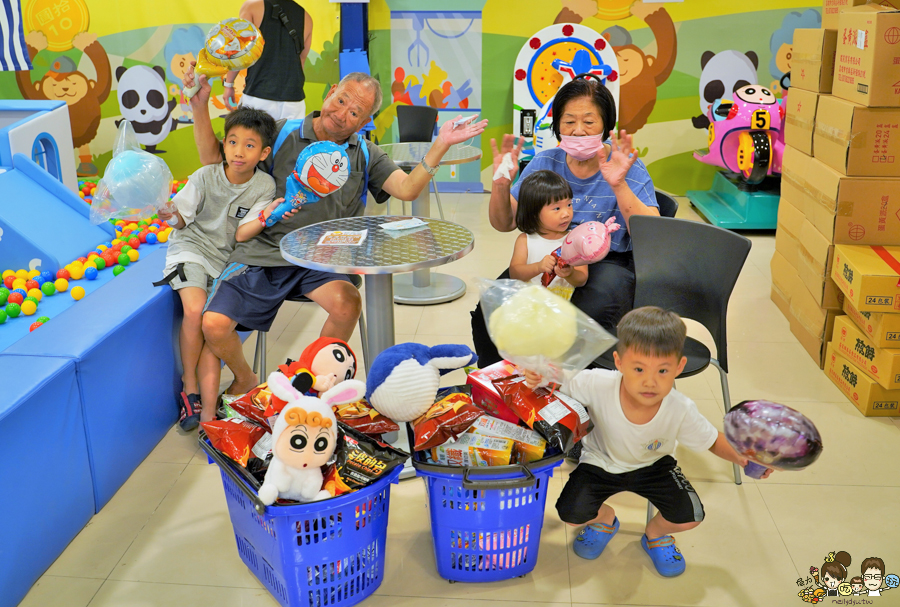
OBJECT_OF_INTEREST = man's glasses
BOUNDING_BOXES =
[864,574,883,581]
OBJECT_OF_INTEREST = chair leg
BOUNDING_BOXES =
[257,331,267,385]
[431,177,445,220]
[358,311,369,374]
[252,332,260,374]
[710,359,742,486]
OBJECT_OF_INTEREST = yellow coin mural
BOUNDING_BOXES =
[23,0,90,52]
[529,41,590,107]
[594,0,634,21]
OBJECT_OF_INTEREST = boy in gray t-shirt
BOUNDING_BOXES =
[158,108,283,430]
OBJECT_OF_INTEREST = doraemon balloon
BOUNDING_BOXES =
[265,141,351,226]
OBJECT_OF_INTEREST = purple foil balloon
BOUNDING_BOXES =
[724,400,823,472]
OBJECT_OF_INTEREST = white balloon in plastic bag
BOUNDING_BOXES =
[89,121,173,225]
[478,279,617,384]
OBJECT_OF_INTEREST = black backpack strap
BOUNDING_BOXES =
[270,1,304,60]
[152,262,187,287]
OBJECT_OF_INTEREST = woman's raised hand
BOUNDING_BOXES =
[598,129,638,189]
[490,134,525,186]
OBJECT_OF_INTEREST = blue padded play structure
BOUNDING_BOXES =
[0,101,182,607]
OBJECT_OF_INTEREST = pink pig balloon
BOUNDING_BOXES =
[542,218,621,287]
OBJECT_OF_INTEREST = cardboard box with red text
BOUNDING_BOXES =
[784,88,821,155]
[780,146,900,244]
[832,314,900,388]
[790,282,841,368]
[832,5,900,107]
[822,0,867,30]
[791,29,838,93]
[843,297,900,347]
[831,243,900,312]
[815,95,900,176]
[824,342,900,416]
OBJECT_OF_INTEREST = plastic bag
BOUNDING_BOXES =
[89,121,173,224]
[478,279,617,384]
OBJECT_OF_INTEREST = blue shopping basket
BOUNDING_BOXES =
[411,432,564,583]
[201,435,402,607]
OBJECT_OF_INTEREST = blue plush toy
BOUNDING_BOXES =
[266,141,351,226]
[366,343,477,422]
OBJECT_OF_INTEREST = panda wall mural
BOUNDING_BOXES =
[114,65,178,154]
[691,50,759,131]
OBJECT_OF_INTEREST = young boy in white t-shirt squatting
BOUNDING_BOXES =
[525,306,773,577]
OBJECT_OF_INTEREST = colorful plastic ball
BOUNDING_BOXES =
[146,232,158,245]
[69,266,84,280]
[15,269,28,280]
[27,269,40,279]
[24,295,38,305]
[33,275,46,286]
[12,288,26,298]
[6,303,21,317]
[97,244,108,252]
[84,266,98,280]
[76,257,88,264]
[27,288,43,301]
[0,288,7,305]
[37,316,50,323]
[56,269,70,280]
[41,282,55,296]
[111,238,121,247]
[7,292,23,305]
[25,279,39,291]
[128,249,140,262]
[138,231,148,243]
[71,286,85,301]
[114,253,130,266]
[4,276,16,289]
[29,321,44,331]
[157,230,169,243]
[21,300,37,316]
[54,279,69,292]
[93,258,106,271]
[40,271,53,282]
[113,264,126,276]
[128,237,141,249]
[1,270,13,279]
[121,245,133,254]
[0,310,6,324]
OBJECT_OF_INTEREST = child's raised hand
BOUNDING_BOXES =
[538,255,556,274]
[157,205,174,222]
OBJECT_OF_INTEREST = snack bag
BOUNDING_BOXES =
[412,385,484,451]
[466,415,547,464]
[328,424,408,493]
[431,433,514,467]
[322,464,353,498]
[466,360,526,424]
[332,398,400,437]
[492,375,592,453]
[201,418,271,467]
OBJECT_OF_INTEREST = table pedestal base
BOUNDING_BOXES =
[363,274,395,370]
[393,271,467,305]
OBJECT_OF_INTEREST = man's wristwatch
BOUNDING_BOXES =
[223,82,234,88]
[421,158,439,176]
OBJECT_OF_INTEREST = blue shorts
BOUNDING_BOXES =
[204,263,352,332]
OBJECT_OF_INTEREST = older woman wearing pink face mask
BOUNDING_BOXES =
[471,76,659,368]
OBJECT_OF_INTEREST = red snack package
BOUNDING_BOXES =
[465,361,524,424]
[230,384,278,429]
[412,385,484,451]
[201,418,269,467]
[322,464,352,498]
[491,375,593,453]
[332,398,399,437]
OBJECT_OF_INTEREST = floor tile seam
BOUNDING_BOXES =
[101,460,192,582]
[754,482,804,582]
[84,577,107,607]
[372,592,573,604]
[87,577,265,593]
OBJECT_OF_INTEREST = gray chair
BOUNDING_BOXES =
[655,190,679,218]
[395,105,444,219]
[251,275,368,383]
[590,215,751,523]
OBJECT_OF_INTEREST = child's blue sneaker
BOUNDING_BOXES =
[641,534,686,577]
[572,517,619,560]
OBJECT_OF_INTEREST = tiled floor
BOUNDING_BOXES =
[22,194,900,607]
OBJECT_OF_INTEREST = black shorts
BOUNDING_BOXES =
[203,263,352,332]
[556,456,705,525]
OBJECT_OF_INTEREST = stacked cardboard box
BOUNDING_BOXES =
[773,7,900,375]
[819,4,900,415]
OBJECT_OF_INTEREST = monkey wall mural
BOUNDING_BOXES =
[15,30,111,177]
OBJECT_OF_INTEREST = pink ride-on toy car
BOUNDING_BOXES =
[694,84,786,185]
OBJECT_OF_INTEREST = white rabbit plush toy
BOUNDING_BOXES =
[258,371,366,505]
